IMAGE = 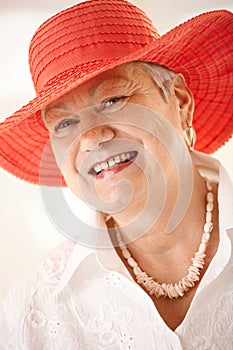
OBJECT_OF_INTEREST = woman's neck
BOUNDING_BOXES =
[112,166,219,282]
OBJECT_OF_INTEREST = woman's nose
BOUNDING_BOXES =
[79,125,115,152]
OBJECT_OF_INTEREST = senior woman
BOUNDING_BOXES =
[0,0,233,349]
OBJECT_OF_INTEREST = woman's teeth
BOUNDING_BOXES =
[92,151,137,175]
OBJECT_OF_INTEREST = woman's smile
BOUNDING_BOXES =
[88,150,138,179]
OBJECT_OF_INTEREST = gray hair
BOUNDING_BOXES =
[138,62,176,102]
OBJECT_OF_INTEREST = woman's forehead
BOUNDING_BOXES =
[86,61,145,89]
[44,61,148,111]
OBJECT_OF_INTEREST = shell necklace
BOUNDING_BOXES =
[115,180,214,299]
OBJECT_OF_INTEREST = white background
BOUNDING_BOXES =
[0,0,233,303]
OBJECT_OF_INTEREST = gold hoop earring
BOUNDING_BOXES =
[184,125,196,152]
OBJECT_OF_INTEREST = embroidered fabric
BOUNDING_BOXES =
[0,237,233,350]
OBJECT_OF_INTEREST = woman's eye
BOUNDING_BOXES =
[102,96,127,110]
[55,118,79,133]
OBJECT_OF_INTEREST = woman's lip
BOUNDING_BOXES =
[88,151,138,176]
[95,159,134,179]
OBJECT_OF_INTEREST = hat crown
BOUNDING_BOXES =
[29,0,159,94]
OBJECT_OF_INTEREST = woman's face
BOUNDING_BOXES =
[42,62,193,222]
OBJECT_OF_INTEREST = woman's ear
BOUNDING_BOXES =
[172,74,195,130]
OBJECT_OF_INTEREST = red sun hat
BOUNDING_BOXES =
[0,0,232,186]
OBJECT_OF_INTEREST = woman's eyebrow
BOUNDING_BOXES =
[42,104,72,124]
[44,104,69,114]
[43,105,70,123]
[89,75,129,97]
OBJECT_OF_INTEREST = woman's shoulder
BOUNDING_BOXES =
[35,239,77,283]
[1,239,77,305]
[0,240,78,348]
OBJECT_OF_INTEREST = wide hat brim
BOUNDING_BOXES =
[0,5,232,186]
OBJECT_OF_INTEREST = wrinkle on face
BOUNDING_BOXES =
[41,62,193,219]
[42,62,165,127]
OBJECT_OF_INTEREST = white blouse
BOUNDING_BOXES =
[0,152,233,350]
